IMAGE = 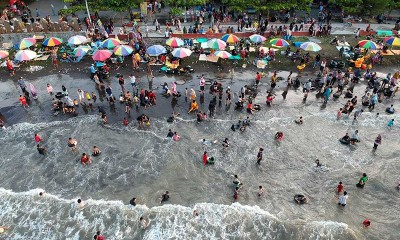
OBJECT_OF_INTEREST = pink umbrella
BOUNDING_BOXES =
[92,50,112,61]
[0,50,9,59]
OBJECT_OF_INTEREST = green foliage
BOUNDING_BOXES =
[164,0,208,7]
[170,7,184,16]
[100,0,142,12]
[63,0,75,3]
[223,0,312,14]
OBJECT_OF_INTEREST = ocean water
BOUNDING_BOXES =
[0,72,399,240]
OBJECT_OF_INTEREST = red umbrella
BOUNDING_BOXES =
[92,50,112,61]
[10,0,17,5]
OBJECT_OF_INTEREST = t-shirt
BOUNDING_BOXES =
[360,176,368,184]
[337,184,343,193]
[257,151,263,160]
[339,195,348,205]
[129,198,136,206]
[161,194,169,202]
[19,97,27,105]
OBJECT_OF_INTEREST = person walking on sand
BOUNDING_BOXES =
[46,83,54,96]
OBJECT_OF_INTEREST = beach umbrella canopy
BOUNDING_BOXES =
[92,50,112,61]
[384,37,400,46]
[214,50,232,59]
[68,35,87,45]
[18,38,36,49]
[221,34,240,43]
[15,50,37,61]
[249,34,267,43]
[43,37,63,47]
[0,50,9,59]
[300,42,322,52]
[171,48,192,58]
[207,38,226,50]
[113,45,134,56]
[101,38,121,49]
[166,37,184,47]
[196,38,208,43]
[73,45,91,57]
[358,40,378,49]
[146,45,167,56]
[270,38,289,47]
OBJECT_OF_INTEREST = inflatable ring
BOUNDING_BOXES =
[339,138,350,145]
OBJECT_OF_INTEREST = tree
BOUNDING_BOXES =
[387,0,400,17]
[163,0,208,8]
[100,0,142,12]
[362,0,390,16]
[222,0,313,15]
[330,0,362,14]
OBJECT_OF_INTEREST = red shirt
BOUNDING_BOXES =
[6,60,13,70]
[19,96,27,105]
[256,74,261,81]
[123,119,128,126]
[247,103,252,109]
[34,135,42,143]
[81,156,89,164]
[337,184,344,193]
[203,154,208,165]
[96,235,105,240]
[149,92,155,99]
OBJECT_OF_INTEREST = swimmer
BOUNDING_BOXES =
[77,198,86,208]
[233,187,240,200]
[193,210,199,217]
[275,132,283,141]
[140,216,149,229]
[0,119,6,130]
[92,146,101,156]
[94,230,105,240]
[258,186,265,197]
[203,151,209,165]
[201,139,212,146]
[337,182,344,194]
[362,219,371,228]
[130,197,137,206]
[340,133,350,144]
[232,174,242,187]
[357,173,368,188]
[387,119,394,128]
[294,194,307,204]
[67,137,78,151]
[295,116,303,124]
[39,192,45,196]
[37,144,47,155]
[257,148,264,165]
[81,153,92,166]
[222,138,229,148]
[315,159,322,167]
[34,133,42,143]
[166,129,174,139]
[397,181,400,192]
[123,117,129,126]
[160,191,170,204]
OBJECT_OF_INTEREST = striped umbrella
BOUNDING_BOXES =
[68,35,87,45]
[43,37,63,47]
[357,40,378,49]
[146,45,166,56]
[214,51,232,59]
[92,50,112,61]
[0,50,9,59]
[270,38,290,47]
[18,38,36,49]
[101,38,121,49]
[207,38,226,50]
[300,42,322,52]
[114,45,134,56]
[384,37,400,46]
[14,50,37,61]
[249,34,266,43]
[73,46,91,57]
[171,48,192,58]
[166,37,184,47]
[221,34,240,43]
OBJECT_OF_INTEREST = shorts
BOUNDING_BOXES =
[200,86,205,91]
[338,203,346,206]
[256,80,260,85]
[53,59,58,65]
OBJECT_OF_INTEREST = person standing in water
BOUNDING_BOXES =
[337,182,344,194]
[37,144,47,155]
[34,133,42,143]
[372,134,382,152]
[357,173,368,188]
[160,191,170,203]
[257,148,264,165]
[68,137,78,151]
[81,153,92,166]
[258,186,265,197]
[338,191,348,207]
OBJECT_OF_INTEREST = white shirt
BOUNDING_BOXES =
[130,76,136,84]
[339,195,348,205]
[200,77,205,87]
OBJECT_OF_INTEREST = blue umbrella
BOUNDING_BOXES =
[146,45,166,56]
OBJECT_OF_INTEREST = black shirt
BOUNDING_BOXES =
[257,151,263,160]
[129,198,136,206]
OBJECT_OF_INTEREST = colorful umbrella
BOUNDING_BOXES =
[68,35,87,45]
[101,38,121,49]
[300,42,322,52]
[214,50,232,59]
[221,34,240,43]
[166,37,184,47]
[384,37,400,46]
[18,38,36,49]
[43,37,63,47]
[92,50,112,61]
[270,38,289,47]
[73,46,91,57]
[207,38,226,50]
[249,34,266,43]
[0,50,9,59]
[196,38,208,43]
[14,50,37,61]
[146,45,166,56]
[171,48,192,58]
[357,40,378,49]
[114,45,134,56]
